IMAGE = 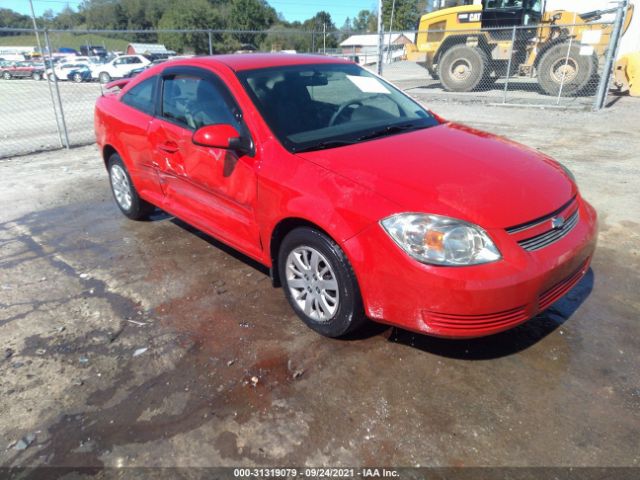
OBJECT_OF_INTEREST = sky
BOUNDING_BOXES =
[1,0,378,27]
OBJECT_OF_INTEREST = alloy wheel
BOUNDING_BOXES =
[285,246,339,322]
[110,164,132,211]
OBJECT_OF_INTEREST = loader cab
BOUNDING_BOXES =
[481,0,544,29]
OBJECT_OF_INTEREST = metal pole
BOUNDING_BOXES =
[387,0,396,63]
[208,30,213,55]
[44,30,70,149]
[594,0,628,110]
[503,25,517,104]
[28,0,43,55]
[376,0,384,75]
[323,22,326,54]
[29,0,63,147]
[556,12,577,104]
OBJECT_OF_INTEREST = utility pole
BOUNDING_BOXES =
[28,0,43,55]
[376,0,384,74]
[323,22,326,54]
[387,0,396,63]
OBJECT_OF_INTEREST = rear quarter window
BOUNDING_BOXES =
[121,77,156,116]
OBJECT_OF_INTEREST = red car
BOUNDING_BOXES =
[95,54,597,339]
[1,61,44,80]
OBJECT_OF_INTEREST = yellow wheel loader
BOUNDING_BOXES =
[406,0,635,96]
[615,52,640,96]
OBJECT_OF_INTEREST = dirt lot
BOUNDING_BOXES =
[1,98,639,473]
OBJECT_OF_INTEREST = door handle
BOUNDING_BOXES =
[158,141,179,154]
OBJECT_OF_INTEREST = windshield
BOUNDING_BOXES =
[237,63,439,153]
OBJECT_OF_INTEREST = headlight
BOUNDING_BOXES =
[380,213,501,266]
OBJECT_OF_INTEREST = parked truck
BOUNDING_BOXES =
[406,0,635,95]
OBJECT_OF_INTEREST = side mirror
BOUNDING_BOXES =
[192,124,251,155]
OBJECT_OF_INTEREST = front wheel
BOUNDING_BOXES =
[107,154,155,220]
[278,227,367,338]
[99,72,111,84]
[32,72,42,81]
[438,45,489,92]
[72,73,83,83]
[537,43,597,96]
[3,72,11,80]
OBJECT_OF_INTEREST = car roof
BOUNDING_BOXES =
[177,53,351,72]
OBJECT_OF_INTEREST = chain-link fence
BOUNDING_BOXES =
[371,19,618,108]
[0,4,628,158]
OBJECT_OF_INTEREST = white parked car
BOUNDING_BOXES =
[46,60,93,81]
[91,55,150,84]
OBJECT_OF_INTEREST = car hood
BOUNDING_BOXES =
[295,122,576,229]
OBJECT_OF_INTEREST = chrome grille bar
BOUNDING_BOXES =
[518,210,580,252]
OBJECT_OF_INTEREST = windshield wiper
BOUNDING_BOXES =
[294,140,357,153]
[357,123,424,142]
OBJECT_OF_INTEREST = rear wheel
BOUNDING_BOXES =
[278,227,367,338]
[107,154,155,220]
[438,45,489,92]
[32,72,42,81]
[99,72,111,84]
[72,73,83,83]
[537,43,597,96]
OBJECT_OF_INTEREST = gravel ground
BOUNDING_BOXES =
[0,97,639,473]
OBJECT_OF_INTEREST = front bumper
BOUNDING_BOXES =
[343,197,598,338]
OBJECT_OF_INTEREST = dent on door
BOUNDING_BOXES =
[151,120,262,259]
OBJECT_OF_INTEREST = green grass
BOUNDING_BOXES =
[0,32,129,53]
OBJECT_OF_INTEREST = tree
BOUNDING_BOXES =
[0,8,32,33]
[261,24,312,53]
[51,6,82,29]
[80,0,127,30]
[382,0,429,31]
[352,9,377,32]
[302,11,338,51]
[227,0,278,46]
[158,0,225,54]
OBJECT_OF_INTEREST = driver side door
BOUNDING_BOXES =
[148,67,262,258]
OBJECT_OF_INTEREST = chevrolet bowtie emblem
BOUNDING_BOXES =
[551,216,565,230]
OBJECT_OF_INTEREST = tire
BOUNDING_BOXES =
[32,72,42,81]
[72,73,83,83]
[107,154,155,220]
[427,64,439,81]
[537,43,597,97]
[99,72,111,84]
[278,227,367,338]
[3,72,11,80]
[438,45,489,92]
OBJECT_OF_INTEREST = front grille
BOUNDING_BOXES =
[517,209,579,252]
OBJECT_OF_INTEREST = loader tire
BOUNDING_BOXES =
[537,43,597,96]
[438,45,489,92]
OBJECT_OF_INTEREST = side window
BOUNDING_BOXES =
[161,75,242,131]
[130,57,142,64]
[121,77,156,116]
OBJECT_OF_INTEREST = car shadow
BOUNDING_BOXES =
[384,269,594,360]
[146,209,270,277]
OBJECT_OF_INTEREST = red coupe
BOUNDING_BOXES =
[94,54,597,338]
